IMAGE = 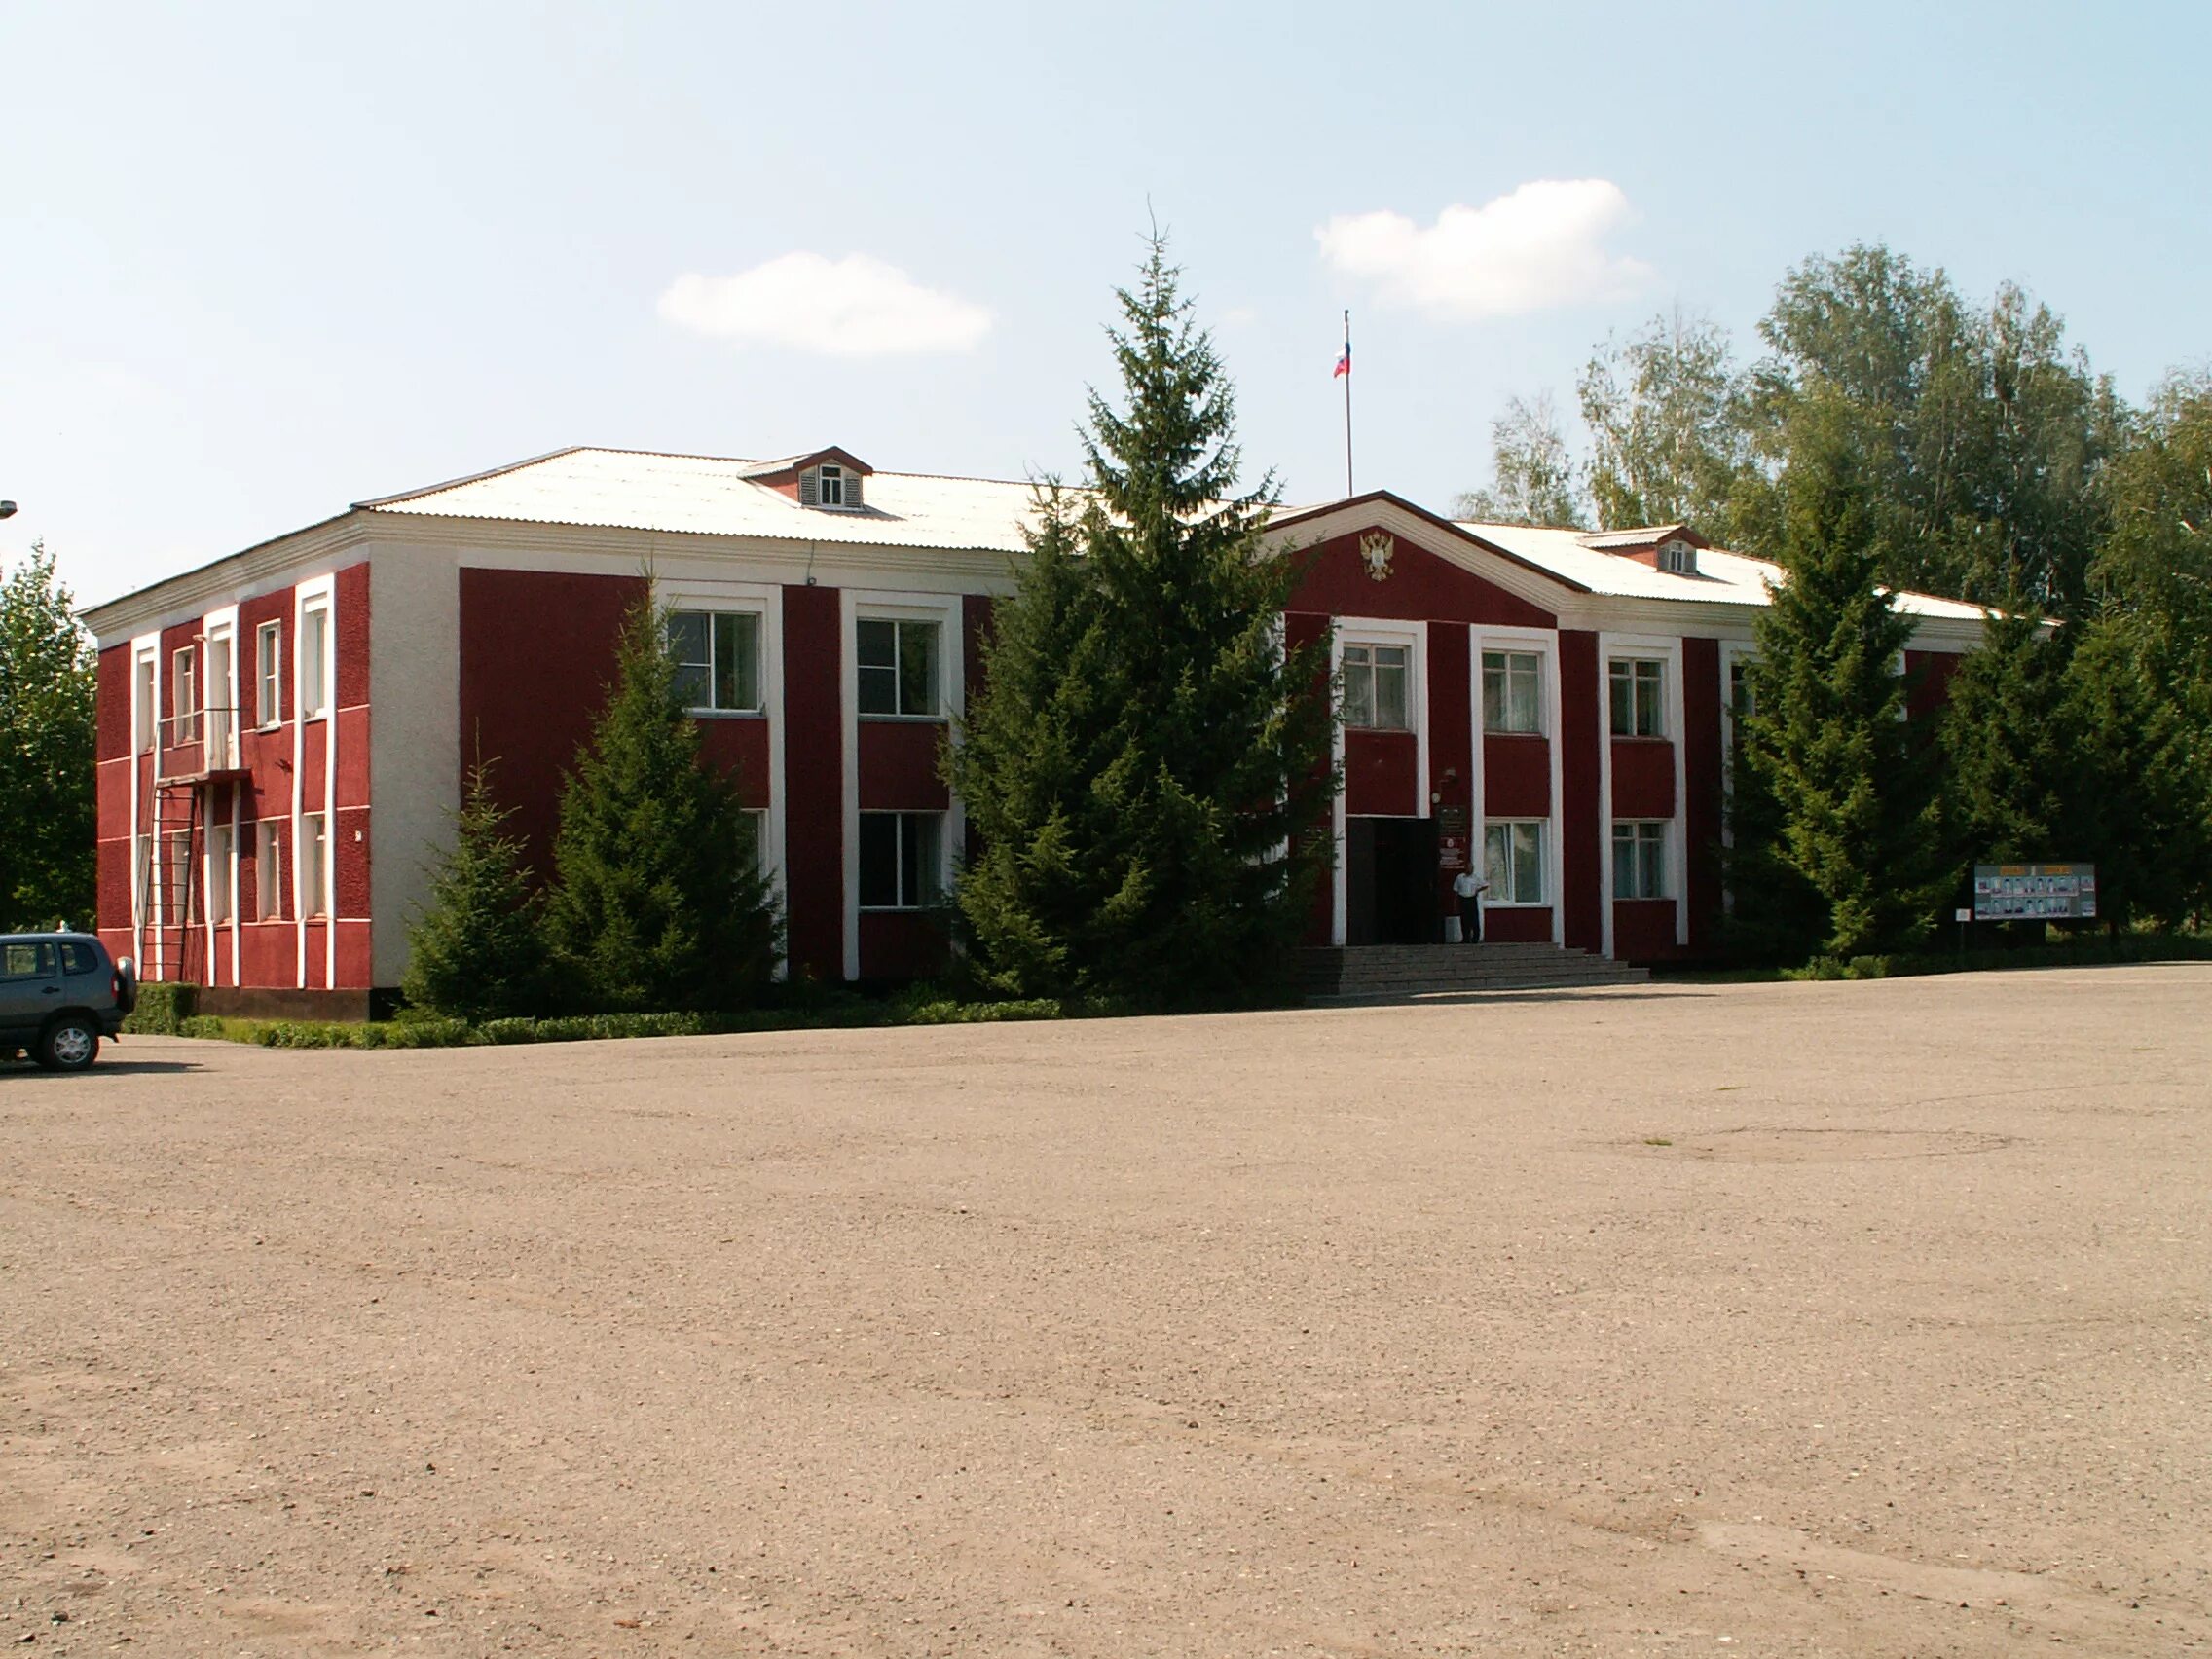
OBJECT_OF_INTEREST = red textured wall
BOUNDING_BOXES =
[458,567,647,872]
[695,719,773,807]
[1558,630,1603,954]
[1904,649,1964,723]
[1426,621,1471,913]
[858,911,951,980]
[781,583,844,981]
[1613,898,1679,963]
[1610,740,1676,819]
[95,645,130,761]
[1288,529,1558,628]
[1483,734,1550,818]
[858,720,949,810]
[1483,905,1553,944]
[1285,611,1336,946]
[334,563,370,713]
[300,719,329,812]
[335,804,371,917]
[1344,729,1418,817]
[1682,637,1723,953]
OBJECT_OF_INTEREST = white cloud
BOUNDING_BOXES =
[658,252,992,356]
[1315,179,1651,321]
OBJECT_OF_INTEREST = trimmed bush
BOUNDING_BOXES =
[122,980,197,1035]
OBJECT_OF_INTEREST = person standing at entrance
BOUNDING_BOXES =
[1453,866,1489,944]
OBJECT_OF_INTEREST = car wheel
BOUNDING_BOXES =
[38,1016,99,1072]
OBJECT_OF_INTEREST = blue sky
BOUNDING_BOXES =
[6,0,2208,611]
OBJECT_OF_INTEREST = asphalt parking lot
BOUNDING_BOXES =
[3,964,2207,1655]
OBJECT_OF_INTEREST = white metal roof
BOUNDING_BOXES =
[360,446,1048,554]
[1452,519,1989,622]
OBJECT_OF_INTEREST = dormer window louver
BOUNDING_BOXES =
[799,462,862,511]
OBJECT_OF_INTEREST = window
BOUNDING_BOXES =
[1612,821,1669,899]
[1657,539,1697,575]
[1482,649,1542,734]
[738,810,766,879]
[299,603,329,720]
[1728,659,1754,720]
[1608,657,1665,737]
[858,812,941,909]
[257,622,282,726]
[134,653,157,753]
[1,941,55,980]
[206,825,234,924]
[204,631,235,763]
[819,464,845,507]
[668,609,762,713]
[58,941,101,977]
[256,821,283,920]
[164,830,193,911]
[1483,821,1546,904]
[300,813,328,917]
[857,619,940,717]
[1342,642,1410,730]
[171,646,199,742]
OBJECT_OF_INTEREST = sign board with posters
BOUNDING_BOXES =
[1437,806,1469,872]
[1972,863,2097,921]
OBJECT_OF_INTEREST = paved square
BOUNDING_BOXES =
[3,966,2207,1654]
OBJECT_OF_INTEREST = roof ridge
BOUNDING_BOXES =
[354,446,589,509]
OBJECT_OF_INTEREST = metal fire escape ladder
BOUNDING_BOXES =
[138,699,243,984]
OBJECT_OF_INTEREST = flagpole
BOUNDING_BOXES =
[1342,309,1354,498]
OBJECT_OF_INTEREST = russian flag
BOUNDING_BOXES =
[1333,343,1351,379]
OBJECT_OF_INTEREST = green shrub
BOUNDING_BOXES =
[902,996,1063,1025]
[122,980,197,1035]
[176,1014,228,1040]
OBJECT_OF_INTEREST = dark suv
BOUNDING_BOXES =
[0,933,137,1071]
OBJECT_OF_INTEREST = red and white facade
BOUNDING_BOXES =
[84,446,1988,1008]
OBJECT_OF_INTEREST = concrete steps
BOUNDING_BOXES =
[1304,943,1650,1002]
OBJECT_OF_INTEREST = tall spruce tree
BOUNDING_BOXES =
[543,599,780,1011]
[947,240,1337,1007]
[0,543,96,930]
[1742,395,1946,959]
[1939,609,2076,868]
[401,759,551,1020]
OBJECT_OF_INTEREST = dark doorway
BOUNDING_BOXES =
[1345,816,1440,945]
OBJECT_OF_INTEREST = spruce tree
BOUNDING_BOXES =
[1940,609,2075,867]
[1742,395,1947,959]
[544,599,780,1012]
[402,759,550,1020]
[947,239,1337,1007]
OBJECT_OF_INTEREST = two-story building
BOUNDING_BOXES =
[83,444,1987,1012]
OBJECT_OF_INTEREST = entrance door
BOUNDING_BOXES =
[1345,817,1441,945]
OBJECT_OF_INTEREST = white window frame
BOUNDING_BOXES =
[205,823,235,925]
[256,620,282,729]
[1596,631,1687,959]
[1657,539,1697,575]
[654,578,786,976]
[1483,819,1548,906]
[298,597,331,721]
[1607,655,1667,739]
[171,645,199,744]
[256,819,283,920]
[132,646,158,755]
[856,810,944,911]
[203,608,238,770]
[1480,647,1545,737]
[1341,639,1413,731]
[667,606,767,716]
[299,811,329,919]
[1469,626,1563,946]
[1326,617,1429,947]
[842,590,966,980]
[855,614,945,719]
[818,463,845,508]
[1611,820,1671,900]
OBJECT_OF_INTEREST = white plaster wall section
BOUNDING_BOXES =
[370,547,461,987]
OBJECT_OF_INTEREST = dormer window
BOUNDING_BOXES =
[799,461,863,511]
[1656,538,1697,575]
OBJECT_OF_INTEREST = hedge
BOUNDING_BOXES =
[121,980,197,1036]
